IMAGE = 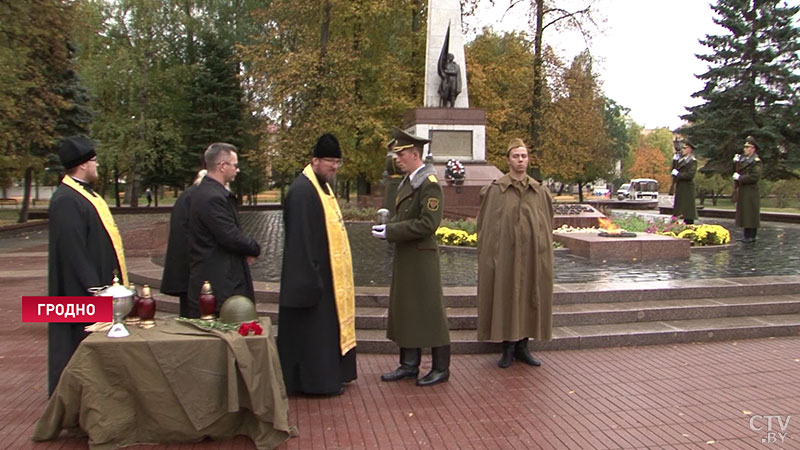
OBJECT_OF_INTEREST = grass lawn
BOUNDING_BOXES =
[699,197,800,214]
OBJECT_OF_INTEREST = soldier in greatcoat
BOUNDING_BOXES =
[371,128,451,387]
[733,136,762,243]
[476,138,554,368]
[671,140,698,224]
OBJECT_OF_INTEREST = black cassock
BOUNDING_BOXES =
[47,178,123,395]
[161,185,195,317]
[278,174,357,395]
[187,177,260,317]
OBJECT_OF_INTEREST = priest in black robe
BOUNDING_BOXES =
[161,169,205,317]
[278,133,357,396]
[187,143,260,316]
[47,136,127,396]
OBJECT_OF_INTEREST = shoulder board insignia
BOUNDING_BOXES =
[427,175,438,183]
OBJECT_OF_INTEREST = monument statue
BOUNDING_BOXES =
[437,26,462,107]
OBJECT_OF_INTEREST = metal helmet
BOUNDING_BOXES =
[219,295,258,325]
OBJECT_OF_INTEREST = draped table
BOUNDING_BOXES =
[33,317,296,450]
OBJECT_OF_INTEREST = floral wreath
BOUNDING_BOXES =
[445,158,466,185]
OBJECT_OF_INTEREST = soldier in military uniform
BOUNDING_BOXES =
[371,128,451,387]
[671,140,698,224]
[733,136,762,243]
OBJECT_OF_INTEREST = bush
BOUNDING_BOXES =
[435,226,477,247]
[612,213,731,246]
[772,179,800,208]
[338,203,375,221]
[675,224,731,246]
[441,217,477,234]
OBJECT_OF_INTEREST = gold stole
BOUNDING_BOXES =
[302,165,356,355]
[61,176,129,285]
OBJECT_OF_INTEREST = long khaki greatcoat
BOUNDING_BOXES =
[672,156,698,221]
[476,174,554,342]
[735,154,762,228]
[385,165,450,349]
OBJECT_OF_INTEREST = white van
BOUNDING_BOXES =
[616,183,631,200]
[627,178,659,200]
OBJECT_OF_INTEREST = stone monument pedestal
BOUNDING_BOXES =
[404,108,487,162]
[553,232,691,261]
[401,107,502,219]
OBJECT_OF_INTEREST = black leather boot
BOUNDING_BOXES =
[498,341,514,368]
[417,345,450,386]
[514,338,541,366]
[381,348,420,381]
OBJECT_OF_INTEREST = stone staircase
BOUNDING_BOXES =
[132,254,800,354]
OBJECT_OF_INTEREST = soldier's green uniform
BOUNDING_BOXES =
[672,154,698,223]
[734,136,762,243]
[376,127,451,387]
[386,166,449,348]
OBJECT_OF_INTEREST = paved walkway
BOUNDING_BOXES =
[2,231,799,449]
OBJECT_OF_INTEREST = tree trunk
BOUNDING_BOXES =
[17,167,34,224]
[530,0,545,152]
[114,164,121,208]
[577,181,584,203]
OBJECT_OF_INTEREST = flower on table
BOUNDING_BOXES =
[238,321,263,336]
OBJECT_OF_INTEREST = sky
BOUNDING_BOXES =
[465,0,797,130]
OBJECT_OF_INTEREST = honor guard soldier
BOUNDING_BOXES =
[733,136,762,243]
[371,128,451,387]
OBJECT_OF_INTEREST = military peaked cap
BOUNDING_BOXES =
[391,128,430,152]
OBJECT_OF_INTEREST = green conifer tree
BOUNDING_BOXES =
[682,0,800,178]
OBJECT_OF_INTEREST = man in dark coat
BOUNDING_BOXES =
[278,133,357,396]
[671,140,698,224]
[733,136,762,243]
[187,143,260,317]
[477,138,553,369]
[371,128,451,387]
[161,169,206,317]
[48,135,128,396]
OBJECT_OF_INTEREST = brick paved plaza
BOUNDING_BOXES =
[1,224,798,449]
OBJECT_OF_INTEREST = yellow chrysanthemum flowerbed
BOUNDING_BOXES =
[435,226,478,247]
[659,224,731,246]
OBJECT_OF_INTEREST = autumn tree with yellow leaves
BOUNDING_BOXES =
[629,146,671,191]
[538,51,613,201]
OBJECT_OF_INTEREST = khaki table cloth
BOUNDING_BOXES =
[33,318,296,450]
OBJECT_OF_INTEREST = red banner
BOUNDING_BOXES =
[22,296,113,323]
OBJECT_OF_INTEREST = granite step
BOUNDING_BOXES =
[263,277,800,307]
[251,294,800,330]
[154,288,800,327]
[352,314,800,354]
[130,256,800,307]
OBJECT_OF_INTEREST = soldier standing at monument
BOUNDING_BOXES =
[371,128,451,387]
[476,138,554,368]
[733,136,762,243]
[671,140,698,224]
